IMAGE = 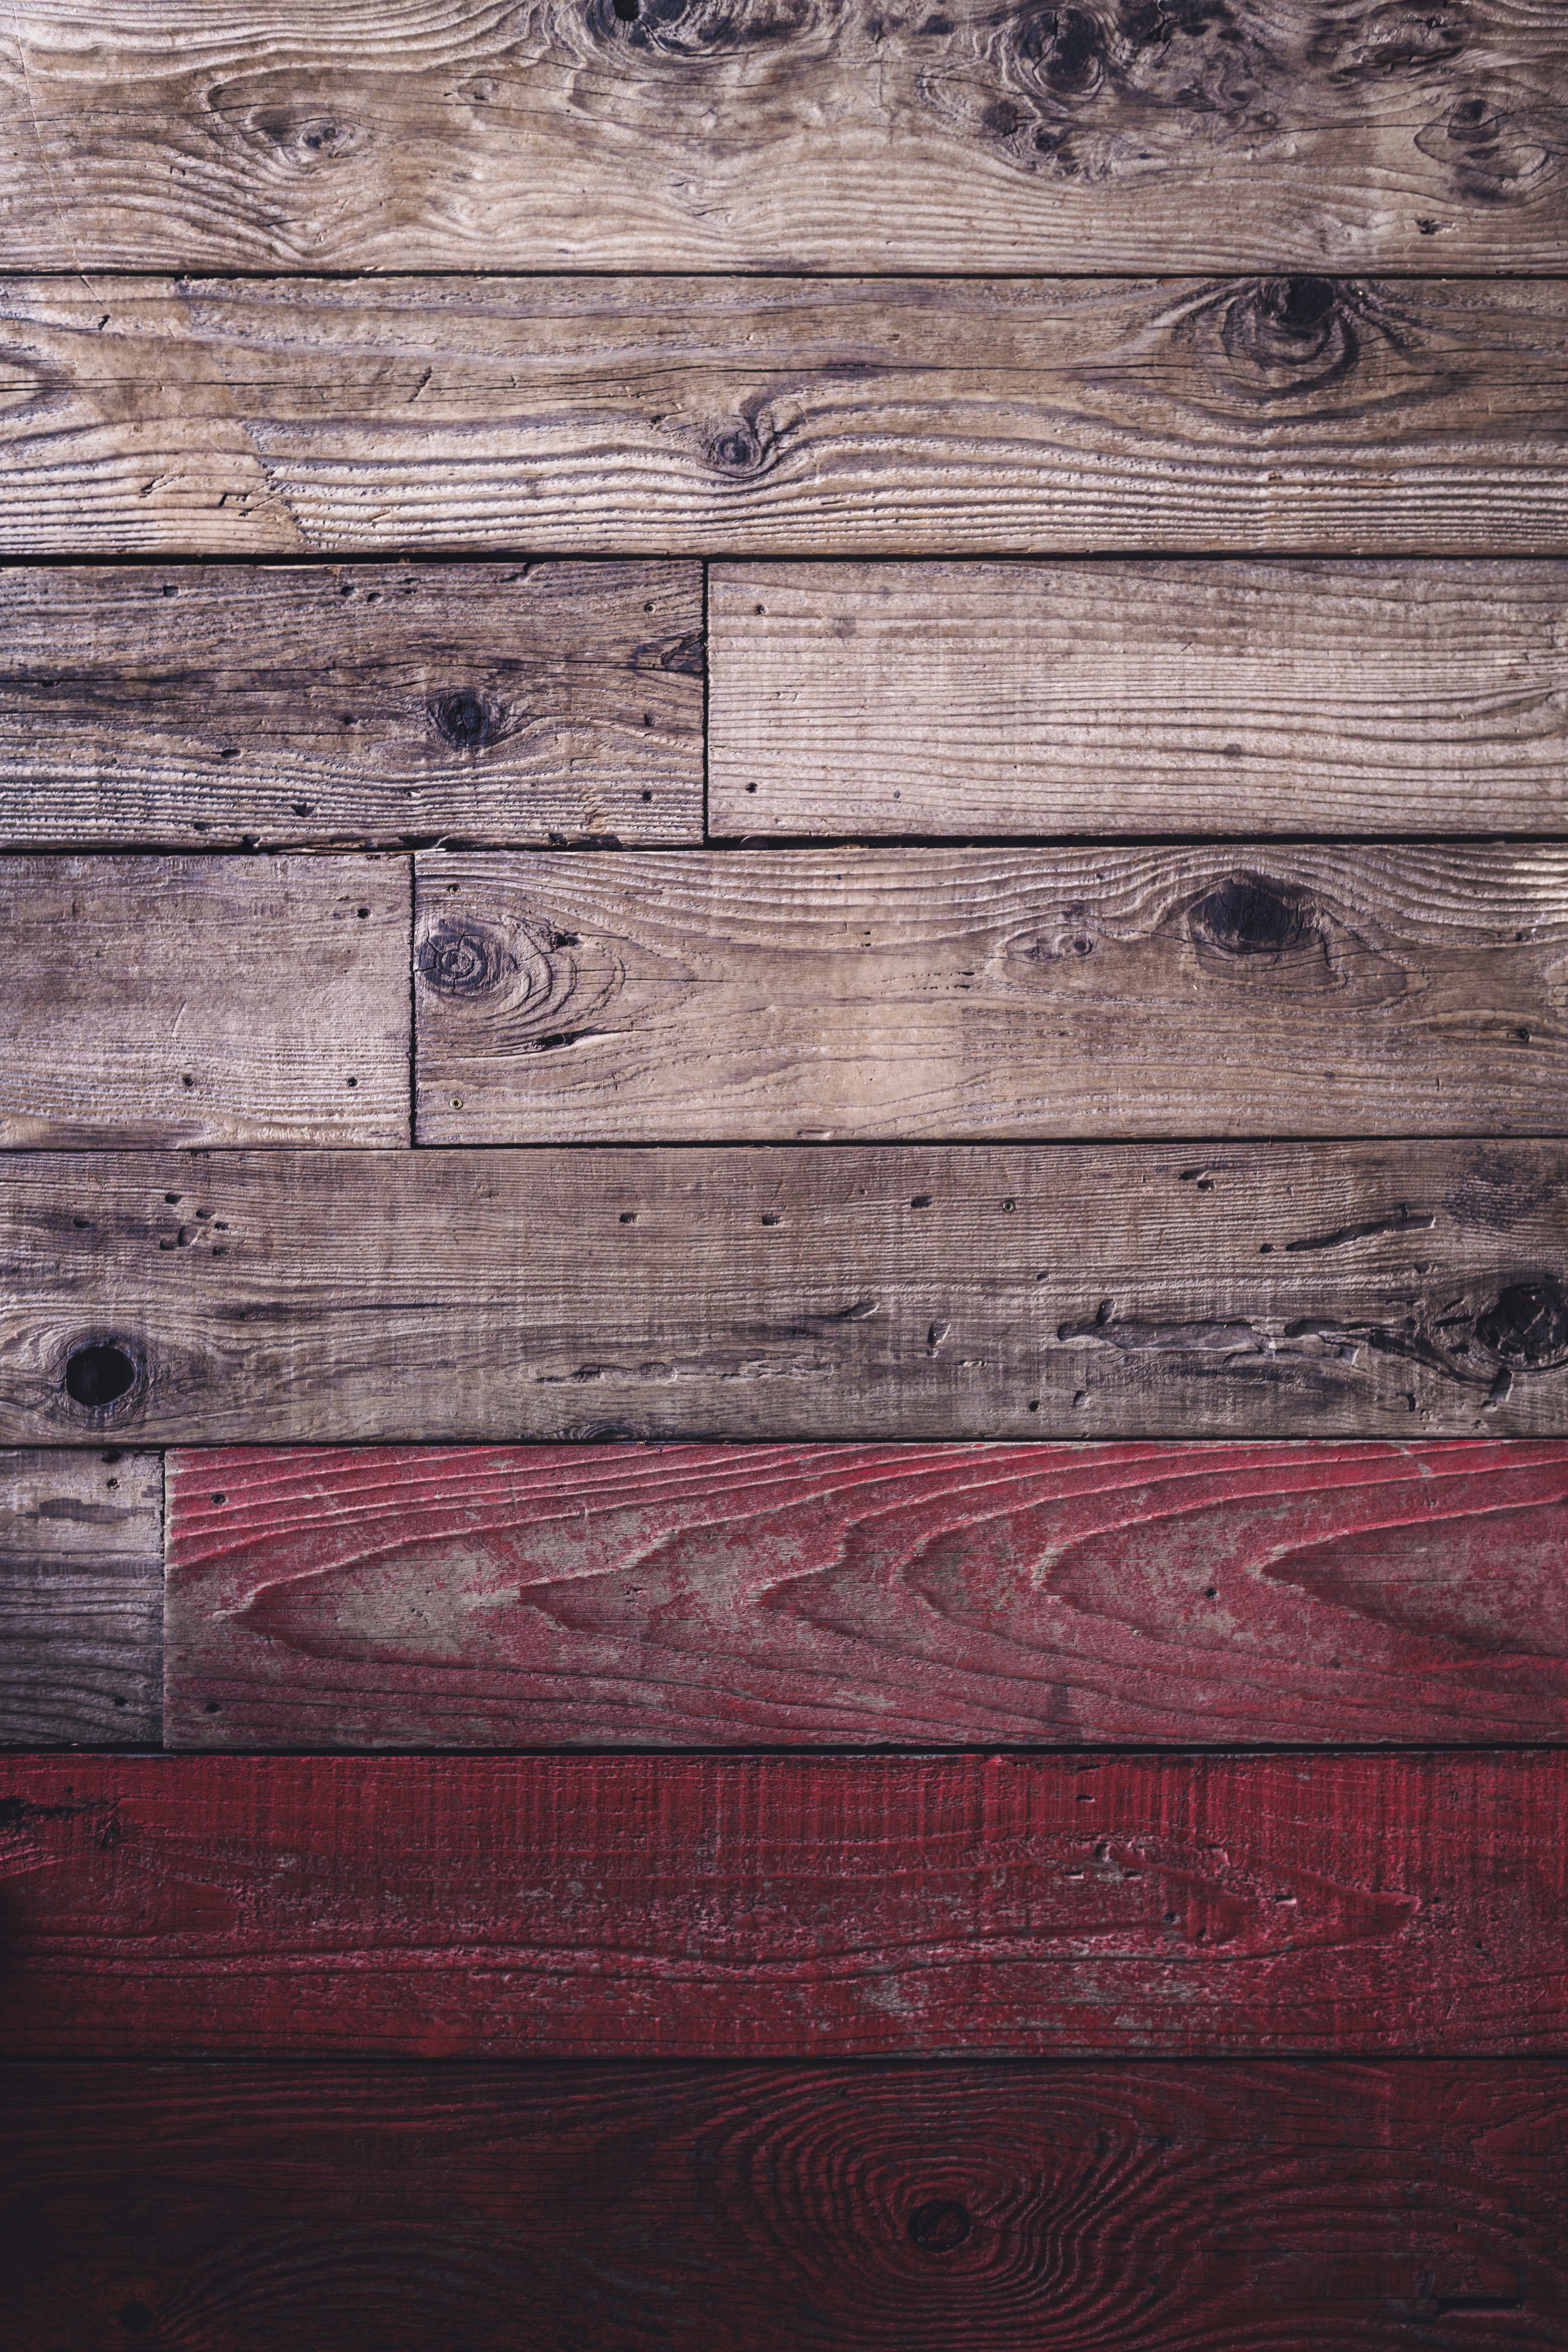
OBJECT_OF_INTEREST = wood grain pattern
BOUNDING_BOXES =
[3,1143,1565,1443]
[0,855,409,1146]
[709,559,1568,838]
[415,846,1568,1143]
[4,2061,1565,2351]
[0,562,703,849]
[163,1439,1568,1751]
[2,277,1566,557]
[3,0,1566,274]
[2,1751,1566,2056]
[0,1450,160,1746]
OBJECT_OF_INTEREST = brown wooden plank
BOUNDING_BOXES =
[163,1438,1568,1751]
[2,1751,1566,2055]
[415,846,1568,1143]
[0,1449,160,1745]
[709,559,1568,838]
[3,0,1566,275]
[0,855,409,1146]
[2,277,1565,557]
[3,1143,1565,1443]
[0,561,703,849]
[5,2060,1565,2350]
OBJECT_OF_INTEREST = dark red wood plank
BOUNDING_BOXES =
[4,2061,1566,2351]
[165,1439,1568,1748]
[2,1753,1565,2058]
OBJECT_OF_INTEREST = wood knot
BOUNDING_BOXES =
[243,105,366,168]
[62,1339,141,1415]
[1017,6,1105,96]
[1415,95,1558,199]
[1475,1280,1568,1371]
[417,918,517,999]
[710,421,767,474]
[1190,876,1315,958]
[1214,277,1361,394]
[1307,2,1467,76]
[428,690,510,752]
[908,2199,972,2253]
[593,0,811,55]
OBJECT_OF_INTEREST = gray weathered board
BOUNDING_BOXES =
[0,855,409,1146]
[0,1449,161,1745]
[1,1144,1562,1443]
[708,560,1568,837]
[1,278,1564,556]
[0,561,703,848]
[414,846,1568,1143]
[1,0,1564,274]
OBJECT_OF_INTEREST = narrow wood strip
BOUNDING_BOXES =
[415,846,1568,1143]
[0,855,409,1145]
[3,1144,1565,1442]
[4,0,1566,274]
[708,560,1568,837]
[163,1440,1568,1750]
[0,562,703,849]
[2,1752,1565,2055]
[2,278,1565,556]
[0,1449,160,1744]
[5,2060,1565,2349]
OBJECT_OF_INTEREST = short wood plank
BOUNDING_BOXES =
[2,1751,1565,2055]
[163,1439,1568,1751]
[4,2062,1563,2350]
[0,562,703,849]
[4,0,1566,274]
[709,560,1568,837]
[0,1450,160,1745]
[2,278,1565,557]
[3,1143,1565,1442]
[415,846,1568,1142]
[0,855,409,1145]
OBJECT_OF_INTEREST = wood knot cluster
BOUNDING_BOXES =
[585,0,818,60]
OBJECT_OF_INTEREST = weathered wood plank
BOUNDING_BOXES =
[0,1450,160,1745]
[2,1751,1565,2055]
[415,846,1568,1143]
[3,1144,1564,1442]
[0,562,703,849]
[5,2061,1565,2350]
[163,1439,1568,1751]
[2,278,1565,557]
[0,855,409,1146]
[709,560,1568,838]
[3,0,1566,275]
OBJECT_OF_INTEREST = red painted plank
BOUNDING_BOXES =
[4,2062,1565,2351]
[2,1753,1565,2058]
[166,1439,1568,1748]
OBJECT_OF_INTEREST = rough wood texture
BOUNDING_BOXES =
[3,1143,1565,1443]
[2,1751,1566,2056]
[163,1439,1568,1751]
[4,2061,1565,2352]
[2,277,1565,557]
[709,559,1568,838]
[415,846,1568,1143]
[3,0,1566,275]
[0,562,703,850]
[0,855,409,1146]
[0,1450,160,1746]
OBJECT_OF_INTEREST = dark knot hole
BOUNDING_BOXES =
[908,2198,973,2253]
[429,690,503,752]
[118,2306,155,2337]
[1191,876,1314,957]
[1260,275,1337,335]
[65,1342,138,1411]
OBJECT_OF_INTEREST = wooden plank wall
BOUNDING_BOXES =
[2,2,1567,2342]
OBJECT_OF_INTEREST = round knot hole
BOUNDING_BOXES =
[65,1343,138,1412]
[908,2198,972,2254]
[1260,274,1336,335]
[429,690,507,752]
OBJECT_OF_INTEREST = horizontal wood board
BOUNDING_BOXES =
[3,0,1566,274]
[2,277,1566,555]
[0,561,704,848]
[4,2060,1566,2349]
[162,1439,1568,1750]
[4,1143,1565,1443]
[0,854,409,1146]
[3,1751,1567,2056]
[415,845,1568,1142]
[0,1450,160,1746]
[709,559,1568,837]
